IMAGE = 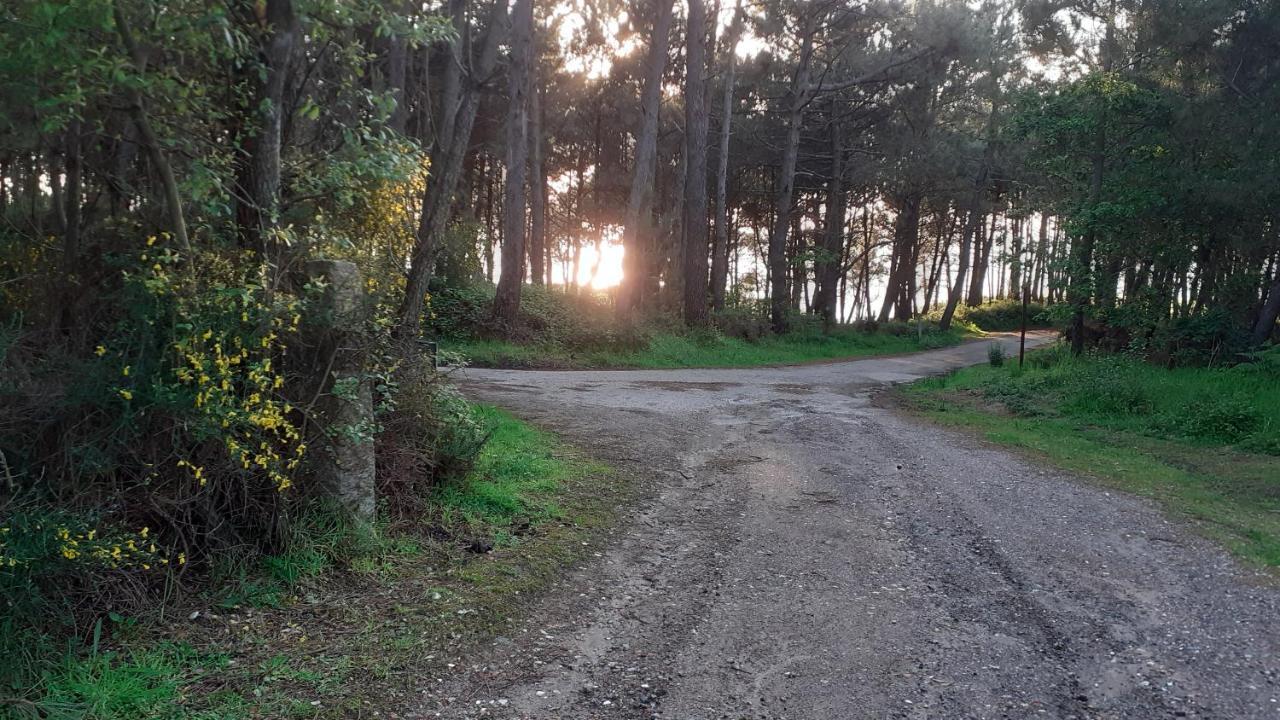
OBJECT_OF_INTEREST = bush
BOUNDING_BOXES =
[1060,357,1153,416]
[428,283,651,354]
[924,298,1056,332]
[1158,395,1264,443]
[375,360,489,521]
[988,342,1006,367]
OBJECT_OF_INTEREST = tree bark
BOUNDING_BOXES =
[235,0,298,267]
[1252,277,1280,346]
[767,15,815,334]
[398,0,507,337]
[529,84,547,286]
[710,0,743,312]
[1071,0,1115,354]
[112,1,191,254]
[492,0,534,327]
[814,114,845,330]
[681,0,711,325]
[619,0,676,314]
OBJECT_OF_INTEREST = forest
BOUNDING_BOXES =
[1,0,1278,716]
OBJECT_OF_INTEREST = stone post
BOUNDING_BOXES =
[305,260,376,522]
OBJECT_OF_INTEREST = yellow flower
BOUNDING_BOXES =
[95,345,107,357]
[140,526,149,538]
[177,553,186,565]
[118,389,133,401]
[122,365,131,377]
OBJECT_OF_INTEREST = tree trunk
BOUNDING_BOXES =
[529,85,547,286]
[710,0,743,312]
[619,0,676,314]
[878,192,921,322]
[968,213,994,306]
[236,0,298,268]
[814,115,845,331]
[681,0,711,325]
[398,0,506,337]
[940,208,980,331]
[1252,277,1280,346]
[1071,0,1115,354]
[1008,214,1023,299]
[112,2,191,254]
[767,18,815,333]
[492,0,534,327]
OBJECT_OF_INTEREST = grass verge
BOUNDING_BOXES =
[451,325,967,369]
[4,406,624,720]
[899,344,1280,569]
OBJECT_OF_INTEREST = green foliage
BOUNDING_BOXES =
[1157,396,1264,444]
[921,345,1280,455]
[987,342,1006,367]
[376,362,490,518]
[435,405,577,530]
[907,347,1280,567]
[925,299,1057,332]
[435,284,968,369]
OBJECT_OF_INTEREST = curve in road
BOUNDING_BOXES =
[424,332,1277,719]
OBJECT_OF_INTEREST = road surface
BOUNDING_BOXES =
[424,332,1278,719]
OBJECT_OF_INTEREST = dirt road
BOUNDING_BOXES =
[428,333,1279,719]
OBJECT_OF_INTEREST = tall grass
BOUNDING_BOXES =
[907,344,1280,566]
[928,344,1280,453]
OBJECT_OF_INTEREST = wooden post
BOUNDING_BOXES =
[1019,284,1029,368]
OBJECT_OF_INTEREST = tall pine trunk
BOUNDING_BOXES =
[529,84,547,286]
[815,115,845,330]
[710,0,743,312]
[619,0,676,314]
[681,0,711,325]
[767,17,815,333]
[492,0,534,327]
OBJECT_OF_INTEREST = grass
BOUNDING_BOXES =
[450,324,967,369]
[429,282,1049,370]
[4,406,623,720]
[901,344,1280,568]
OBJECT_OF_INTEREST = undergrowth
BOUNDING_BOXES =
[2,404,609,720]
[433,283,972,369]
[905,343,1280,566]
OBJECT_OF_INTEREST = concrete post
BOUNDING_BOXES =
[305,260,376,522]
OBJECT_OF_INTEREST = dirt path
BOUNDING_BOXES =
[417,332,1279,719]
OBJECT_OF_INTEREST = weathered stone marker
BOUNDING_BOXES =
[305,260,376,522]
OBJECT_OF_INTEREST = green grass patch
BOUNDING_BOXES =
[903,345,1280,567]
[435,404,592,524]
[4,405,624,720]
[451,325,967,369]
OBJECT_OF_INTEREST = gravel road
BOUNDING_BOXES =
[420,332,1279,719]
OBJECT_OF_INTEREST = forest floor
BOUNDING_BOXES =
[434,331,1280,719]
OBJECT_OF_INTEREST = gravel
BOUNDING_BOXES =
[410,332,1279,719]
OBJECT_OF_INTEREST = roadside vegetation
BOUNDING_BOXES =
[1,406,621,719]
[1,0,1277,715]
[432,284,996,369]
[904,345,1280,567]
